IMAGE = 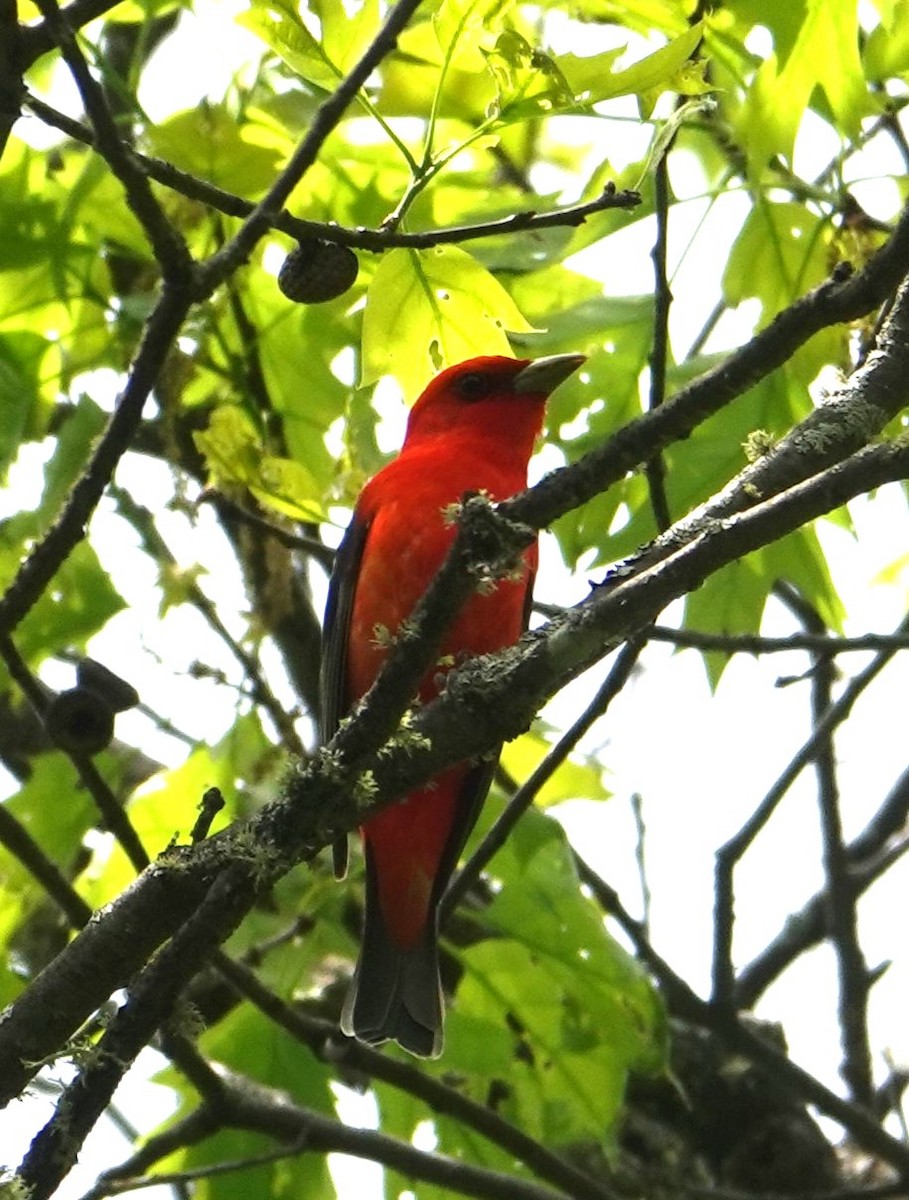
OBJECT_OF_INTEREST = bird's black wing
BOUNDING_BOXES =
[320,512,371,878]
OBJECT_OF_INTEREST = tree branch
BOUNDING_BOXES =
[442,636,646,918]
[16,863,258,1200]
[711,613,909,1004]
[25,92,641,251]
[735,760,909,1008]
[0,0,23,162]
[645,148,672,531]
[17,0,125,67]
[647,625,909,655]
[3,434,908,1114]
[0,288,192,637]
[212,954,621,1200]
[91,1075,577,1200]
[777,584,873,1103]
[31,0,190,278]
[216,1073,576,1200]
[506,207,909,536]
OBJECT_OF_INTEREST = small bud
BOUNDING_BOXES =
[278,238,359,304]
[45,687,115,755]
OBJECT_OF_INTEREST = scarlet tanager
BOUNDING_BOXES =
[320,353,584,1056]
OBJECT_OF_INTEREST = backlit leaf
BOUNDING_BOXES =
[361,245,535,400]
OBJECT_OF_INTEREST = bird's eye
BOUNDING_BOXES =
[456,372,491,401]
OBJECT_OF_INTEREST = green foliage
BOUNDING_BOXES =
[157,1004,336,1200]
[362,245,534,398]
[499,726,611,807]
[461,809,664,1132]
[0,756,95,1006]
[3,0,909,1194]
[194,405,328,522]
[376,806,663,1170]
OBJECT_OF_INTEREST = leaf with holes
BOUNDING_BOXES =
[361,245,535,400]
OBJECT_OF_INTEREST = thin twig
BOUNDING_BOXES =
[442,636,647,919]
[110,483,304,755]
[684,296,728,360]
[83,1138,307,1199]
[23,94,639,250]
[775,583,873,1103]
[80,1107,220,1200]
[711,614,909,1004]
[630,791,652,934]
[0,802,93,929]
[647,625,909,655]
[735,761,909,1006]
[212,954,621,1200]
[645,150,672,532]
[198,491,335,569]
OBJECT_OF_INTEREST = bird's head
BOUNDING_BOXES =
[403,354,586,453]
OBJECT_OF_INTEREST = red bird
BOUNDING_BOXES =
[320,353,584,1056]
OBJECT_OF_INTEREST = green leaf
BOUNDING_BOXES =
[0,756,97,1005]
[864,0,909,79]
[0,333,48,478]
[0,534,124,679]
[0,141,72,274]
[434,0,514,69]
[723,200,829,316]
[361,245,535,400]
[378,18,495,120]
[46,148,150,266]
[765,522,846,633]
[557,21,706,111]
[313,0,382,75]
[736,0,874,169]
[240,0,380,93]
[144,105,283,195]
[685,523,844,687]
[543,310,655,568]
[451,808,665,1145]
[238,269,353,489]
[484,29,576,125]
[722,199,846,381]
[35,396,108,524]
[193,406,326,522]
[499,728,611,807]
[684,554,768,688]
[541,0,690,37]
[600,366,805,569]
[240,0,340,91]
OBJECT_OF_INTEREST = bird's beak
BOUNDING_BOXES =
[513,353,586,396]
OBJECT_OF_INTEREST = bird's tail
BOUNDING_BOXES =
[341,859,443,1058]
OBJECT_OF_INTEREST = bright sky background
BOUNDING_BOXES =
[4,1,909,1194]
